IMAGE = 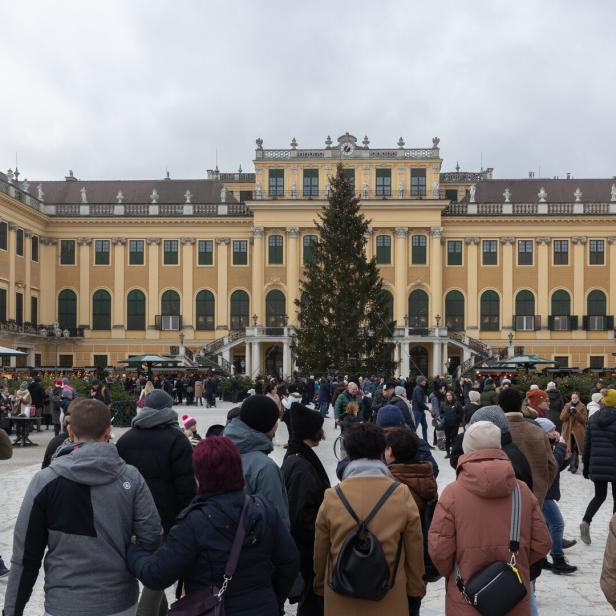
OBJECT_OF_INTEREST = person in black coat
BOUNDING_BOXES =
[449,405,534,492]
[282,405,330,616]
[462,390,482,426]
[581,392,616,544]
[128,436,299,616]
[441,391,462,458]
[117,389,195,615]
[546,382,565,431]
[28,376,46,431]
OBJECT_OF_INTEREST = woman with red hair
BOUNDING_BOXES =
[127,436,299,616]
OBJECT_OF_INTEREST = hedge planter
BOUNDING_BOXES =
[111,400,137,427]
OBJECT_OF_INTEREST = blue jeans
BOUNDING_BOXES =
[414,409,428,441]
[319,401,330,417]
[530,581,539,616]
[542,499,564,556]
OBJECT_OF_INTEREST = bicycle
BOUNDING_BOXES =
[333,433,345,460]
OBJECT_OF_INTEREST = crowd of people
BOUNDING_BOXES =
[1,371,616,615]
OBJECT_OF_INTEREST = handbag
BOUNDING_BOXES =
[169,496,250,616]
[455,484,527,616]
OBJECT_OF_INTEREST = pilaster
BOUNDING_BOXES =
[394,227,408,325]
[500,236,515,328]
[286,227,300,325]
[111,238,126,337]
[572,236,586,317]
[216,238,230,329]
[251,227,265,323]
[24,230,32,321]
[40,238,57,324]
[7,224,16,319]
[464,237,480,332]
[146,238,160,338]
[429,227,443,322]
[77,237,91,328]
[181,237,195,330]
[536,237,551,328]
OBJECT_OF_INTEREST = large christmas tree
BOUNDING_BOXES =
[294,163,396,376]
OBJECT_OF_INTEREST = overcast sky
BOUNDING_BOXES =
[2,0,615,181]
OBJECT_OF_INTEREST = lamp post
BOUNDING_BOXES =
[507,331,514,358]
[435,314,441,328]
[252,314,258,327]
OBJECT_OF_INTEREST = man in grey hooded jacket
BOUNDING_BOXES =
[3,398,161,616]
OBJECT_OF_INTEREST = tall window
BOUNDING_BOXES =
[163,240,179,265]
[482,240,498,265]
[16,228,24,257]
[550,290,572,331]
[92,290,111,330]
[447,240,462,266]
[410,168,426,196]
[129,240,144,265]
[232,240,248,265]
[161,290,180,316]
[126,290,146,330]
[266,290,286,327]
[514,290,536,331]
[15,293,23,325]
[553,240,569,265]
[342,168,355,190]
[0,222,7,250]
[376,235,392,264]
[60,240,76,265]
[586,290,609,331]
[268,169,284,196]
[480,290,500,331]
[31,236,39,262]
[0,288,5,322]
[303,169,319,196]
[230,290,249,329]
[408,289,429,327]
[375,169,391,196]
[445,290,465,331]
[411,235,427,264]
[95,240,110,265]
[589,239,605,265]
[268,235,284,264]
[198,240,213,266]
[517,240,533,265]
[303,235,317,264]
[196,290,215,330]
[58,289,77,330]
[30,296,38,327]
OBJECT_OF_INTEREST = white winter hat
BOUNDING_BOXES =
[462,421,502,453]
[546,381,556,391]
[592,392,603,404]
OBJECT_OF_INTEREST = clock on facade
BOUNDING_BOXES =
[341,142,355,156]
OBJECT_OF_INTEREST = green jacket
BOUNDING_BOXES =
[334,391,365,420]
[480,385,498,407]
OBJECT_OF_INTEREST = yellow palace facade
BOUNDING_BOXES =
[0,132,615,377]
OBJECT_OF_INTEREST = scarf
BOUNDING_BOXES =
[286,440,330,488]
[343,458,392,480]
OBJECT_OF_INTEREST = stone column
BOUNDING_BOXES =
[400,341,410,378]
[251,227,265,323]
[77,238,92,328]
[441,341,449,375]
[464,237,480,333]
[283,341,292,378]
[7,224,16,319]
[429,228,443,323]
[111,238,126,337]
[181,237,195,331]
[364,227,374,260]
[244,342,252,376]
[286,227,300,324]
[572,237,587,318]
[40,238,57,324]
[24,230,33,322]
[609,238,616,317]
[500,237,515,329]
[252,341,261,376]
[394,227,408,325]
[216,238,230,330]
[394,343,401,377]
[431,340,441,377]
[536,237,551,329]
[146,238,160,338]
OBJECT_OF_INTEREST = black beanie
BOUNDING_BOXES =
[291,404,324,441]
[240,394,280,433]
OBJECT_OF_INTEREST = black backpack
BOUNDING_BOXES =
[330,481,402,601]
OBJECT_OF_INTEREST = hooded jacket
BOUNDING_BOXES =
[116,404,195,533]
[127,491,299,616]
[583,406,616,482]
[428,450,551,616]
[224,418,290,527]
[388,461,438,514]
[3,443,161,616]
[479,383,498,407]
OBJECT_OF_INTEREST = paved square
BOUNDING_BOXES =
[1,402,614,615]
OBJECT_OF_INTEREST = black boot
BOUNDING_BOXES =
[569,452,578,473]
[551,555,577,575]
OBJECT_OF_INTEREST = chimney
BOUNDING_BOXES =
[566,172,571,180]
[65,170,78,182]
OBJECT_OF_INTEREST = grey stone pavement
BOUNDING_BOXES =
[1,402,614,615]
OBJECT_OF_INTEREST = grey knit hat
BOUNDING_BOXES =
[469,405,509,434]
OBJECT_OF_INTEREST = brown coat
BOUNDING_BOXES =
[389,461,438,514]
[560,401,587,455]
[314,475,425,616]
[505,412,557,506]
[428,450,551,616]
[0,428,12,460]
[194,380,204,398]
[601,512,616,610]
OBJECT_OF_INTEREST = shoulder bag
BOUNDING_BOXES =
[455,483,527,616]
[169,495,250,616]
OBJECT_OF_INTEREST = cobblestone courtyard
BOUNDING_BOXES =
[1,402,614,615]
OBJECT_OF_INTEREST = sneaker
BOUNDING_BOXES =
[551,555,577,575]
[562,538,577,549]
[580,521,591,545]
[0,558,9,578]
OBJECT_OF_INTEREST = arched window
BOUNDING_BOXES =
[515,290,536,331]
[408,289,429,327]
[58,289,77,330]
[127,290,146,330]
[92,290,111,330]
[230,290,249,330]
[376,235,391,264]
[379,289,394,325]
[266,290,286,327]
[268,235,284,265]
[587,290,607,316]
[161,290,180,316]
[550,290,572,331]
[445,290,464,331]
[303,235,317,265]
[480,290,500,331]
[195,290,215,331]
